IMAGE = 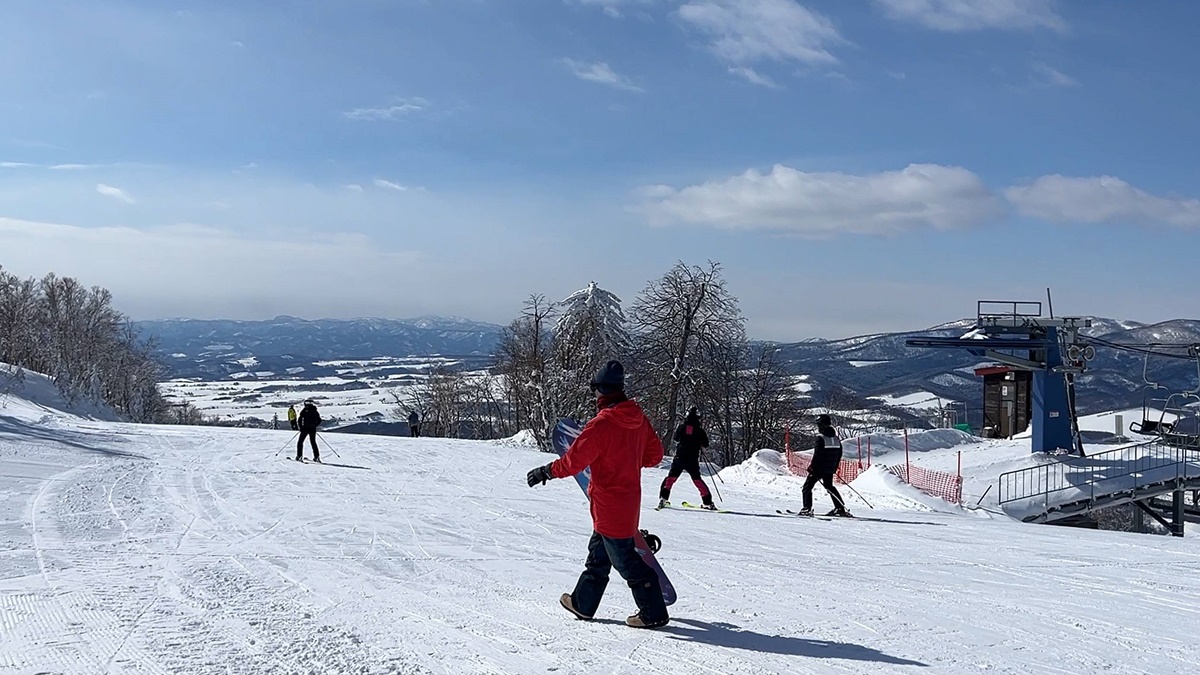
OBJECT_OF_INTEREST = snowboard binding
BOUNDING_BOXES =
[640,529,662,553]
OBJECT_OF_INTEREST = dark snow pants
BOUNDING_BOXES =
[802,472,845,511]
[571,531,668,623]
[296,429,320,460]
[658,455,712,503]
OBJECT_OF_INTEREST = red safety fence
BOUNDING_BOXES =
[785,452,865,484]
[881,464,963,505]
[783,426,963,505]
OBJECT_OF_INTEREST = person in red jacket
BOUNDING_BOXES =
[526,360,669,629]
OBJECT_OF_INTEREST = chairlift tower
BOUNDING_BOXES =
[906,301,1094,454]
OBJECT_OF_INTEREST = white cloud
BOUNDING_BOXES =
[1005,175,1200,228]
[677,0,843,71]
[342,97,429,121]
[1030,62,1079,87]
[345,184,364,192]
[567,0,656,19]
[639,163,1001,235]
[874,0,1066,32]
[1,162,36,168]
[374,178,411,192]
[560,59,643,92]
[729,66,779,88]
[96,183,135,204]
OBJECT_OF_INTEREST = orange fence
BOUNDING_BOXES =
[784,426,963,505]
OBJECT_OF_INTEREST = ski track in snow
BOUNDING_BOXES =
[2,410,1200,673]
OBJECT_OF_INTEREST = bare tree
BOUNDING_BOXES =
[0,267,166,422]
[492,295,556,447]
[629,261,745,448]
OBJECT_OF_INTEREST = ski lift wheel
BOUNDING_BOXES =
[640,530,661,553]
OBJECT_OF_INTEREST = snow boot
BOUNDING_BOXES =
[700,502,717,511]
[656,499,669,510]
[826,508,853,518]
[312,457,322,463]
[560,593,593,621]
[795,508,814,516]
[626,612,669,629]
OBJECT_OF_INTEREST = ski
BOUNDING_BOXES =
[679,502,730,513]
[552,418,677,606]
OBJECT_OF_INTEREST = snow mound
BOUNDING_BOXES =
[1,363,120,423]
[847,427,980,460]
[713,449,801,493]
[493,429,541,449]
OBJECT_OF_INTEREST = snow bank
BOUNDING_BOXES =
[492,429,540,449]
[0,363,120,423]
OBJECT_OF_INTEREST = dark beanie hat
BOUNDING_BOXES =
[591,360,625,394]
[817,413,833,426]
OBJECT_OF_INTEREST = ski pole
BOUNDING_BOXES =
[701,447,726,484]
[316,431,342,458]
[836,472,873,509]
[274,432,299,457]
[700,448,723,502]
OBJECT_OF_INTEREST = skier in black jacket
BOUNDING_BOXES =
[657,407,716,510]
[295,400,322,462]
[798,414,851,517]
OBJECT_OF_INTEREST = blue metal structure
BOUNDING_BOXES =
[906,301,1090,454]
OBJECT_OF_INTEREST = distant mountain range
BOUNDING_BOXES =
[137,315,1200,421]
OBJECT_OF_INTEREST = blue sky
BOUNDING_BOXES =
[2,0,1198,340]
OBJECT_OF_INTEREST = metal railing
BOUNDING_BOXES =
[997,441,1200,510]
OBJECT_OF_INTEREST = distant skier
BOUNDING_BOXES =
[295,400,322,462]
[526,360,670,629]
[798,414,851,517]
[658,407,715,510]
[407,410,421,437]
[287,404,298,431]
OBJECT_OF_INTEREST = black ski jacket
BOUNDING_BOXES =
[298,404,322,431]
[809,424,843,476]
[673,414,708,461]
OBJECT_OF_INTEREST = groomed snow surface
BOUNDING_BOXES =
[3,377,1200,674]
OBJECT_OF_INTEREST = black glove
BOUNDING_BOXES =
[527,463,554,488]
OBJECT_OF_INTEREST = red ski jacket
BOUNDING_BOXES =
[551,399,664,538]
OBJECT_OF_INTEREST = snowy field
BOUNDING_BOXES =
[4,376,1200,673]
[158,357,470,425]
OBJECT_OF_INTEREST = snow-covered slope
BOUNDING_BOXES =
[2,395,1198,674]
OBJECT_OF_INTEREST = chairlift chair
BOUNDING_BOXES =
[1129,350,1173,435]
[1158,346,1200,447]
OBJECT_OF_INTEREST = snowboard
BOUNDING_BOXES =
[551,418,677,606]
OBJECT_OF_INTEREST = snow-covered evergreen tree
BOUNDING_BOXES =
[550,282,631,422]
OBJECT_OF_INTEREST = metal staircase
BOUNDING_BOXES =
[997,440,1200,535]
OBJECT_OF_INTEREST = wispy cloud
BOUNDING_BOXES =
[342,97,430,121]
[373,178,427,193]
[560,59,643,92]
[96,183,135,204]
[345,184,365,193]
[1030,62,1079,87]
[1,162,36,168]
[1005,175,1200,227]
[567,0,656,19]
[676,0,844,85]
[638,163,1001,235]
[874,0,1066,32]
[729,66,779,88]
